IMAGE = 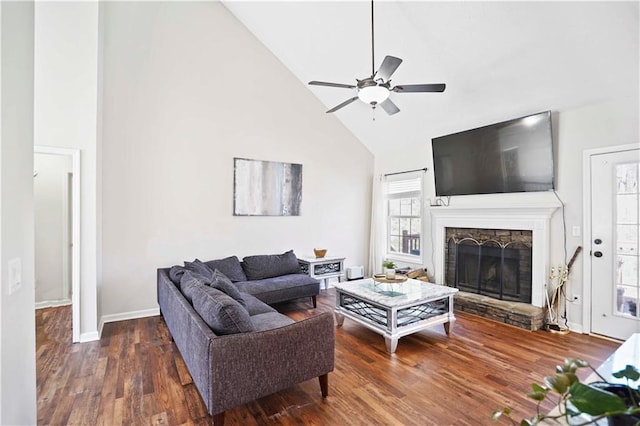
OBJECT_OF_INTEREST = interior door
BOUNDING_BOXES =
[590,148,640,340]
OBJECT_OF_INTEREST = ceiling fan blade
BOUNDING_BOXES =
[326,97,359,113]
[379,98,400,115]
[392,83,446,93]
[309,81,356,89]
[375,56,403,81]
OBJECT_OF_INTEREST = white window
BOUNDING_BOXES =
[384,172,423,260]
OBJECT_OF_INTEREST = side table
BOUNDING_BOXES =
[298,256,345,290]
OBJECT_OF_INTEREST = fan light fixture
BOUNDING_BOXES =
[358,85,390,105]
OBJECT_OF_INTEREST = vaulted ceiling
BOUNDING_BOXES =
[223,1,638,155]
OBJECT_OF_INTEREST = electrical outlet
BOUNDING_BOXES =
[573,294,581,305]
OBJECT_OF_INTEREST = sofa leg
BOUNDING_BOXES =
[319,373,328,398]
[212,412,225,426]
[312,295,317,308]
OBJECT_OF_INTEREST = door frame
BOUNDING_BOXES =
[582,143,639,335]
[34,146,81,343]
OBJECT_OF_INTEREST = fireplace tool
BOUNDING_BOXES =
[545,246,582,333]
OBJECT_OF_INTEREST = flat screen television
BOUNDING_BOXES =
[431,111,554,196]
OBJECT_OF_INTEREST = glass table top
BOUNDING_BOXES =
[334,278,458,307]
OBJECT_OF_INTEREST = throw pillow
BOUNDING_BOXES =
[179,270,208,304]
[169,265,186,285]
[191,285,255,335]
[184,259,214,281]
[210,269,248,309]
[204,256,247,282]
[242,250,301,280]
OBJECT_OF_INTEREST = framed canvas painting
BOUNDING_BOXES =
[233,158,302,216]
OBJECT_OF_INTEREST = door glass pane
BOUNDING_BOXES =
[617,225,638,255]
[617,163,638,193]
[617,194,638,223]
[617,255,638,286]
[617,285,638,317]
[614,162,640,318]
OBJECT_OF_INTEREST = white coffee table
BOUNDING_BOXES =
[334,278,458,353]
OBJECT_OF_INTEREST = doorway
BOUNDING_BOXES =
[33,146,81,343]
[584,144,640,340]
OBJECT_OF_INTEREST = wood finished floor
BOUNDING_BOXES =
[36,289,620,425]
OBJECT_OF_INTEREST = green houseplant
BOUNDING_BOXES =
[382,260,396,270]
[493,358,640,426]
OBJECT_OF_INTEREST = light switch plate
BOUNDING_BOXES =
[572,226,581,237]
[8,258,22,294]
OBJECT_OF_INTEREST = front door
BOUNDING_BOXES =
[590,147,640,340]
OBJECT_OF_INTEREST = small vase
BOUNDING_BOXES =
[385,268,396,279]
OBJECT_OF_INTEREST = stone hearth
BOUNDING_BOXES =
[454,292,545,331]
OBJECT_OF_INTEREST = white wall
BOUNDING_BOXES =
[0,2,37,424]
[34,152,72,304]
[99,2,373,320]
[34,2,100,341]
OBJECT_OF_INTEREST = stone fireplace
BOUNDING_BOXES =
[430,204,559,309]
[444,228,533,303]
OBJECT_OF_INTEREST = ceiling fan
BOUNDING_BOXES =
[308,0,446,116]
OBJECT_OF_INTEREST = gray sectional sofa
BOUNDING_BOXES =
[157,251,334,425]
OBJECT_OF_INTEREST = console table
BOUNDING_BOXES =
[298,256,345,289]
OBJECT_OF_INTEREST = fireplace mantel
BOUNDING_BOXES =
[429,203,560,308]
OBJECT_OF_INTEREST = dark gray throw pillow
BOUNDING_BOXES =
[191,285,255,335]
[184,259,214,281]
[204,256,247,282]
[210,269,247,309]
[242,250,301,280]
[169,265,186,285]
[180,270,208,304]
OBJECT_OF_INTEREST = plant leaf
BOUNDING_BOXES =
[612,364,640,382]
[526,390,547,401]
[565,372,579,386]
[545,374,571,394]
[569,382,628,415]
[531,383,548,393]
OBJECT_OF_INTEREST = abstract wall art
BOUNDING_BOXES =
[233,157,302,216]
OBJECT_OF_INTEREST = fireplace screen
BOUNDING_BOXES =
[445,229,532,303]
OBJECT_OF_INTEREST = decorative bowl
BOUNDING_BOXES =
[314,248,327,258]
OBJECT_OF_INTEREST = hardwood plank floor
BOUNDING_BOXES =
[37,289,619,425]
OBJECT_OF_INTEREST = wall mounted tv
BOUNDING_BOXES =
[431,111,554,197]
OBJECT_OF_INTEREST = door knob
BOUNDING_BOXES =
[594,238,602,245]
[594,251,603,258]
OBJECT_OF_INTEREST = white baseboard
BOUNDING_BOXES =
[98,307,161,338]
[79,331,100,343]
[35,299,72,309]
[568,321,584,334]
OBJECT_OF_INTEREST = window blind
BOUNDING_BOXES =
[384,172,422,199]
